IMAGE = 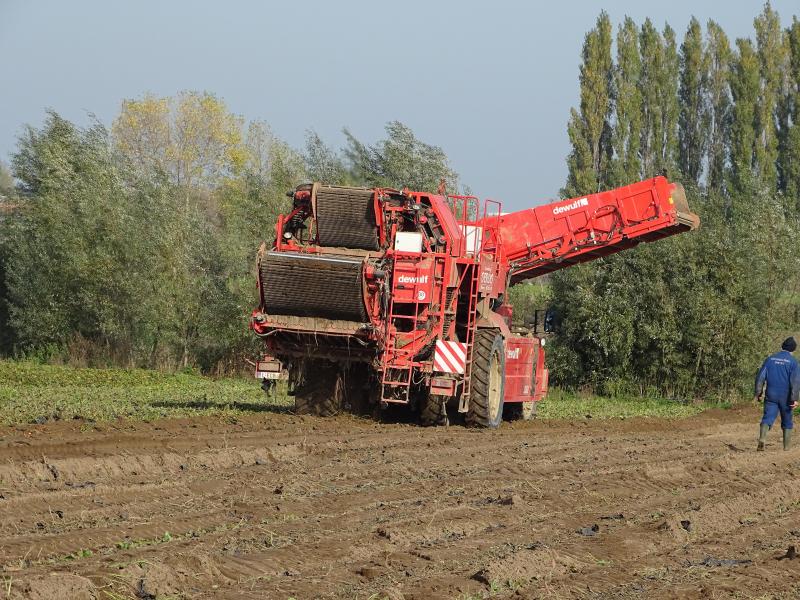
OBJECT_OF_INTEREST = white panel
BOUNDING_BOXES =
[256,371,282,379]
[461,225,482,254]
[394,231,423,252]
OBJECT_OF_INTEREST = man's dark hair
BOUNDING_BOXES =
[782,337,797,352]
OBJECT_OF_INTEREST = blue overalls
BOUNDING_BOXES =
[755,350,799,430]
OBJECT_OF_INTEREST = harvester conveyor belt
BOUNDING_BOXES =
[315,186,380,250]
[260,252,369,323]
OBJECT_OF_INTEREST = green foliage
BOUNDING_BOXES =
[705,21,733,193]
[304,130,350,185]
[0,359,291,424]
[563,11,613,197]
[342,121,460,193]
[660,24,681,173]
[0,162,13,198]
[2,4,800,414]
[0,165,15,353]
[729,38,760,195]
[0,242,12,353]
[639,19,679,177]
[556,9,800,402]
[1,99,307,371]
[0,93,464,373]
[780,18,800,202]
[536,387,709,421]
[506,282,551,327]
[753,3,786,190]
[211,133,304,371]
[112,91,247,188]
[551,183,799,400]
[611,17,643,186]
[5,114,173,363]
[678,17,709,185]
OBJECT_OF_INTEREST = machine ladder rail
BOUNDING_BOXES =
[457,263,480,413]
[379,253,426,403]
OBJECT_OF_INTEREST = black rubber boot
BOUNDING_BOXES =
[758,424,769,451]
[784,428,792,451]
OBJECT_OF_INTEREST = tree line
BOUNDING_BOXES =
[0,4,798,403]
[0,96,458,371]
[551,4,800,399]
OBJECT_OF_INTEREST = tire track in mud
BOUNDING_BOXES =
[1,407,799,599]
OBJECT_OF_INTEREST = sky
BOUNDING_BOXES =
[1,0,797,210]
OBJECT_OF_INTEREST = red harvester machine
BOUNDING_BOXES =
[251,177,699,427]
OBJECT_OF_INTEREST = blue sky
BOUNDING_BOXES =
[1,1,796,210]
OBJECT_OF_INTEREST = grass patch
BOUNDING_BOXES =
[0,360,291,425]
[0,361,714,427]
[537,387,712,420]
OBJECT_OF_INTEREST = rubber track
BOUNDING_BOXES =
[315,186,380,250]
[260,252,368,322]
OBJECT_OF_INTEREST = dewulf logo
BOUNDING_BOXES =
[506,348,520,359]
[553,197,589,215]
[398,275,429,284]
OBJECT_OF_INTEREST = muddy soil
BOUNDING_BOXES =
[0,405,799,599]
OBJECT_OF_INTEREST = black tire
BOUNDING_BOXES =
[293,360,342,416]
[419,392,449,426]
[341,364,377,416]
[504,400,537,421]
[466,329,505,428]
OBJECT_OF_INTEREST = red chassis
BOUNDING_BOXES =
[252,177,698,425]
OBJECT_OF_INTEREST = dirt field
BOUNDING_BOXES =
[1,405,799,599]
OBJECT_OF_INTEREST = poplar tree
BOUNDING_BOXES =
[659,25,680,174]
[611,16,642,185]
[635,22,680,178]
[779,18,800,200]
[753,2,787,190]
[729,38,760,195]
[564,11,614,197]
[705,21,733,193]
[678,17,709,185]
[550,8,800,400]
[639,20,666,176]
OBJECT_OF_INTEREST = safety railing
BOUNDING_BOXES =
[447,195,503,258]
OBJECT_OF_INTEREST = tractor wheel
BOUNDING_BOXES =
[419,392,449,426]
[504,400,538,421]
[466,329,505,428]
[341,364,377,416]
[293,360,342,417]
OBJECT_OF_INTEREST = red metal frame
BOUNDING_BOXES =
[252,176,698,419]
[495,177,698,283]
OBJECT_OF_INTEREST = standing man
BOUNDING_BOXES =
[755,337,800,451]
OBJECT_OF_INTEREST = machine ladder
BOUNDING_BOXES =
[379,258,425,403]
[457,264,480,412]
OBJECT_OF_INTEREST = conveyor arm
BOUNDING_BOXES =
[495,177,699,284]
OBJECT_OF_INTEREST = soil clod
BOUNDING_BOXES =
[691,557,753,567]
